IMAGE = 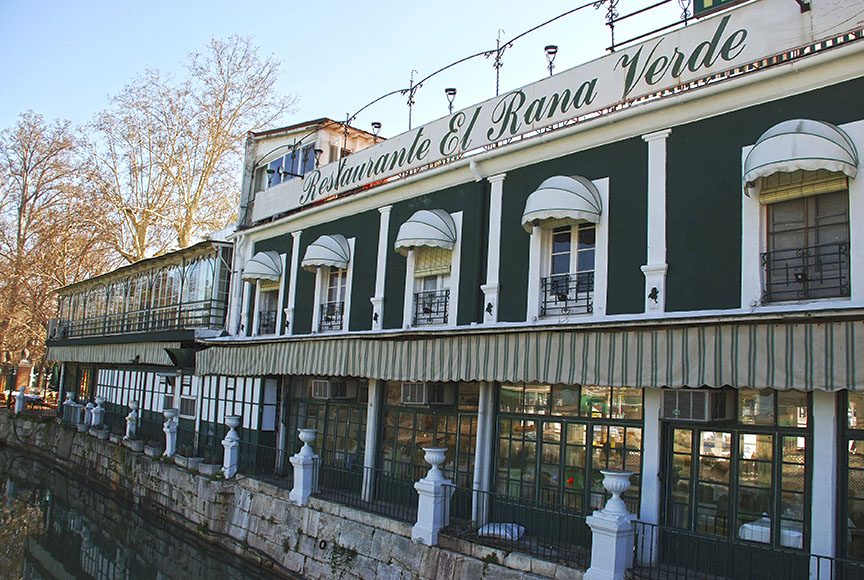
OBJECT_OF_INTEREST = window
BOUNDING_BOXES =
[540,225,595,317]
[264,144,317,189]
[256,280,279,335]
[319,267,346,331]
[497,383,643,512]
[844,392,864,559]
[762,171,850,302]
[412,247,451,326]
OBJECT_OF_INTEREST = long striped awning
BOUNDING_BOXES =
[46,342,181,367]
[197,320,864,391]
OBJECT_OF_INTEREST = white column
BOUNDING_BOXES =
[412,447,452,546]
[362,379,383,502]
[371,206,392,330]
[275,253,287,334]
[526,225,542,321]
[222,415,241,478]
[472,381,495,525]
[251,282,261,336]
[585,472,637,580]
[163,409,178,457]
[482,174,505,324]
[239,281,251,336]
[638,389,662,525]
[641,129,671,313]
[402,249,416,328]
[810,390,838,574]
[311,268,324,332]
[284,230,302,335]
[290,428,319,506]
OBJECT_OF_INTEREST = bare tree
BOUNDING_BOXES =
[87,36,296,262]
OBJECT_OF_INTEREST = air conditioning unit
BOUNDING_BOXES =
[311,379,355,400]
[401,382,454,406]
[662,390,733,422]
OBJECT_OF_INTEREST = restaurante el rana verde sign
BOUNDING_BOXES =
[251,0,863,222]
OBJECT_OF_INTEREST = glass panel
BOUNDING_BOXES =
[780,435,806,549]
[564,423,587,511]
[669,428,693,529]
[610,387,642,420]
[777,391,807,428]
[737,434,774,545]
[552,385,580,416]
[500,384,523,413]
[849,392,864,430]
[524,385,550,414]
[739,389,775,425]
[696,431,731,537]
[581,386,610,418]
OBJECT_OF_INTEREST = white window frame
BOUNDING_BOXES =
[526,178,609,322]
[402,212,462,329]
[250,253,287,337]
[741,119,864,311]
[312,237,355,333]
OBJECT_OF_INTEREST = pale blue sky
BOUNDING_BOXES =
[0,0,678,138]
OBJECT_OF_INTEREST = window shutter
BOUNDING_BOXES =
[758,169,847,205]
[414,247,452,277]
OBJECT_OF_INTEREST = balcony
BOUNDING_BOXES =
[761,241,849,302]
[413,289,449,326]
[318,301,345,332]
[540,273,593,317]
[58,299,227,339]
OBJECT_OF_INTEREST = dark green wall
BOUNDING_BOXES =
[665,76,864,311]
[292,210,380,334]
[253,234,294,334]
[382,181,488,329]
[498,138,649,320]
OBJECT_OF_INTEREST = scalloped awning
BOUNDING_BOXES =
[394,209,457,256]
[242,251,282,282]
[743,120,858,190]
[301,234,351,272]
[521,175,602,232]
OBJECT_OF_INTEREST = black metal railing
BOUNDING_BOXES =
[762,241,850,302]
[257,309,277,335]
[60,298,228,338]
[445,488,592,568]
[20,396,60,420]
[236,441,292,486]
[313,463,419,524]
[318,301,345,331]
[630,521,864,580]
[540,273,593,317]
[413,289,449,326]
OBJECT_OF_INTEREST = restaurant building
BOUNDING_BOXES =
[50,0,864,575]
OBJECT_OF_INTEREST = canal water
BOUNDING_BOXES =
[0,446,290,580]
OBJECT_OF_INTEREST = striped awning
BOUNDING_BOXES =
[743,119,858,190]
[242,251,282,282]
[522,175,602,232]
[394,209,458,256]
[301,234,351,272]
[46,342,181,366]
[197,320,864,391]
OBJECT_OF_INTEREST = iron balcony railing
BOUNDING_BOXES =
[630,520,864,580]
[58,298,228,339]
[540,272,593,317]
[257,309,277,335]
[413,288,449,326]
[318,301,345,331]
[762,241,850,303]
[314,462,419,524]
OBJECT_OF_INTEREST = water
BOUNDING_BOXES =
[0,447,290,580]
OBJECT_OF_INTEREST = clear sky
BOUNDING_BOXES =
[0,0,680,139]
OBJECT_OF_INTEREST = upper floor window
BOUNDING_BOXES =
[301,234,353,333]
[264,143,317,188]
[523,175,606,320]
[394,209,461,328]
[742,119,858,306]
[241,250,283,336]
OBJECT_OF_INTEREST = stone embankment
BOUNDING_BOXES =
[0,411,582,580]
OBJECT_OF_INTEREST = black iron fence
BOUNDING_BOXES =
[236,441,292,487]
[60,298,227,338]
[540,273,593,317]
[413,289,449,326]
[318,301,345,331]
[445,487,592,568]
[631,521,864,580]
[762,241,850,302]
[20,396,60,420]
[314,462,419,524]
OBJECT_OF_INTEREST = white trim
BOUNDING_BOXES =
[639,389,662,527]
[842,122,864,303]
[526,224,543,321]
[251,283,262,337]
[343,238,356,332]
[372,206,392,330]
[240,281,251,336]
[285,231,302,335]
[483,174,506,323]
[642,129,671,313]
[275,253,287,335]
[402,249,416,329]
[311,266,324,333]
[810,391,838,561]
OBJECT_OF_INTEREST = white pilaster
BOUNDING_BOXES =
[639,389,662,527]
[482,174,506,323]
[311,267,324,333]
[810,391,838,567]
[641,129,671,313]
[275,253,287,334]
[285,231,302,335]
[239,281,251,336]
[403,249,416,328]
[251,282,261,336]
[371,206,392,330]
[290,429,319,506]
[472,381,495,526]
[362,379,383,502]
[526,225,542,321]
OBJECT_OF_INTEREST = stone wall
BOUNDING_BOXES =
[0,411,583,580]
